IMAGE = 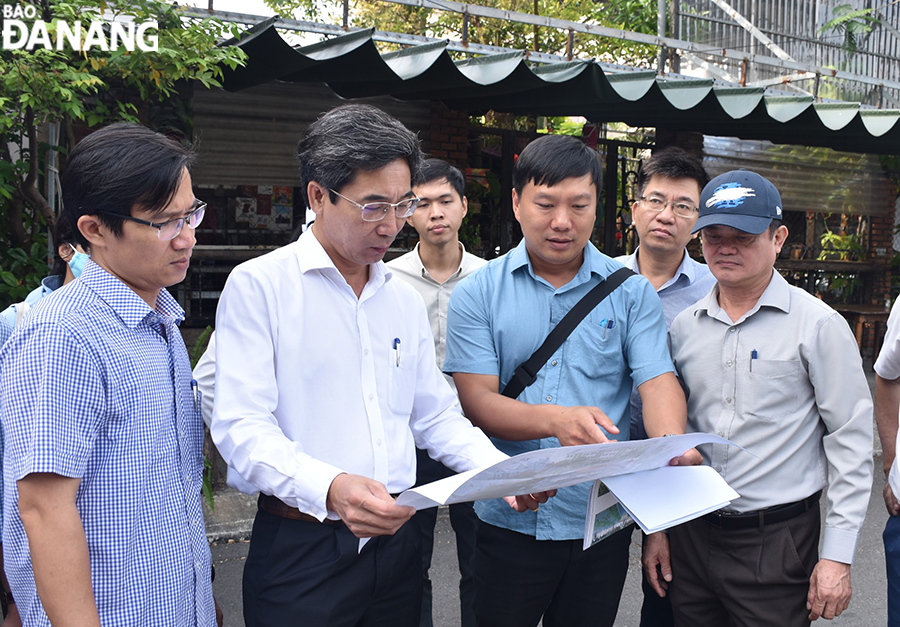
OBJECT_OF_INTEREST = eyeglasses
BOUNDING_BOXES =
[329,189,420,222]
[640,196,698,219]
[99,202,206,241]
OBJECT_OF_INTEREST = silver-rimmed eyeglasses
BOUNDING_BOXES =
[329,188,420,222]
[640,196,698,219]
[100,202,206,241]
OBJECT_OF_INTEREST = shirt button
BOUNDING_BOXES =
[728,328,736,333]
[715,466,722,472]
[441,339,446,344]
[717,431,725,437]
[376,439,383,446]
[364,348,369,355]
[725,361,733,367]
[368,393,374,400]
[725,397,732,404]
[439,312,446,318]
[546,395,553,402]
[551,360,558,366]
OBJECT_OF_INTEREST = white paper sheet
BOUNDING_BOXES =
[396,432,745,510]
[601,465,740,535]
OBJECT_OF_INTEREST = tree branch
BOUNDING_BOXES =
[21,108,56,238]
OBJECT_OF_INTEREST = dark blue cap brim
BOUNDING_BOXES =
[691,213,773,235]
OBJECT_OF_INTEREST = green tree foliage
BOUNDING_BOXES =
[266,0,658,65]
[818,3,884,54]
[0,0,246,305]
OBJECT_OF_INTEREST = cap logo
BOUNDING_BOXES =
[706,182,757,209]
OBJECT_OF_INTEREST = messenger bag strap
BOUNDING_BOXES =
[500,267,634,400]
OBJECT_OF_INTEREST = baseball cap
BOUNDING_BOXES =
[693,170,783,234]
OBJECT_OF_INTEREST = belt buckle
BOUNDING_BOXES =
[708,509,729,528]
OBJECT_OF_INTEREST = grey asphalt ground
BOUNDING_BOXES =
[207,366,889,626]
[208,473,890,627]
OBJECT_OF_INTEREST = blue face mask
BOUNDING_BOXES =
[67,244,89,278]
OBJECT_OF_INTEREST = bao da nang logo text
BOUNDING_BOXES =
[2,3,158,52]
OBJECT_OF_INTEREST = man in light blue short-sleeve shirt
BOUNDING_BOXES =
[446,238,675,538]
[444,134,699,627]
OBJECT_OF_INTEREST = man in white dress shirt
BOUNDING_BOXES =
[387,159,486,627]
[210,104,548,627]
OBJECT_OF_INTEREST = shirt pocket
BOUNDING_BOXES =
[745,359,802,422]
[389,355,417,415]
[567,317,624,380]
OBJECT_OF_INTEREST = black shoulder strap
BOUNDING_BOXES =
[500,267,635,399]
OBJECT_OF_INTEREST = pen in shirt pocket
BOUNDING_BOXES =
[393,337,401,367]
[191,379,199,411]
[600,318,615,340]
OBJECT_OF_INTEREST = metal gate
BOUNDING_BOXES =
[467,126,653,259]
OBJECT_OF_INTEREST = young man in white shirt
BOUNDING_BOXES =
[210,105,549,627]
[388,159,486,627]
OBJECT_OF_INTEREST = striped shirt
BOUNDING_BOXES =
[0,260,214,626]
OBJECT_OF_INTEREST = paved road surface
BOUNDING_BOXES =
[210,466,889,626]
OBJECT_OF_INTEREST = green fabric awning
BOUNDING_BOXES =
[221,24,900,155]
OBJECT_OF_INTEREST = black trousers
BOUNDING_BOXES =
[884,512,900,626]
[668,505,819,627]
[243,507,423,627]
[409,449,478,627]
[472,521,632,627]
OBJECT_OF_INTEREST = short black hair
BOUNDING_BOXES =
[636,146,709,198]
[297,104,424,206]
[513,134,602,197]
[418,158,466,200]
[62,123,195,247]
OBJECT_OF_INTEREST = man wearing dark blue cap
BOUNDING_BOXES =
[648,170,873,626]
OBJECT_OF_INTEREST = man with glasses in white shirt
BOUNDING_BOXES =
[211,104,547,627]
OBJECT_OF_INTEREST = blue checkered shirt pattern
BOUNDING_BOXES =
[0,260,214,626]
[0,315,9,527]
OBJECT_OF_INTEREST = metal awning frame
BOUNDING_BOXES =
[181,6,900,155]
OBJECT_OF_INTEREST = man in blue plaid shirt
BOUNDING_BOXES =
[0,124,215,626]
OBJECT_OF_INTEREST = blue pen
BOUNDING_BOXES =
[190,378,199,411]
[750,349,758,371]
[393,337,401,367]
